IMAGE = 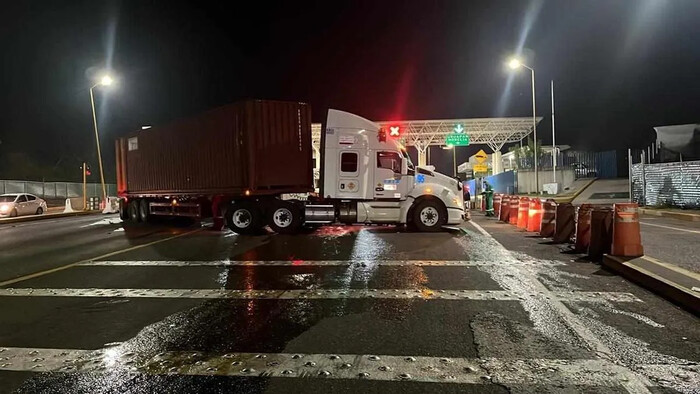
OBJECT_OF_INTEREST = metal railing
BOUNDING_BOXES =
[0,180,116,200]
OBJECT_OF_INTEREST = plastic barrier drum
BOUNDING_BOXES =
[611,203,644,257]
[574,204,593,252]
[588,207,613,259]
[516,197,530,229]
[539,199,557,237]
[509,197,519,225]
[553,203,576,243]
[500,196,511,223]
[527,198,543,233]
[493,194,502,218]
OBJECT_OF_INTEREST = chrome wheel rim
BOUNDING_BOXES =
[273,208,293,228]
[420,206,439,226]
[232,209,252,228]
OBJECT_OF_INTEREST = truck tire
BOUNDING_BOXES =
[138,199,150,223]
[226,202,263,235]
[127,200,140,222]
[119,199,129,221]
[267,200,303,234]
[412,199,447,232]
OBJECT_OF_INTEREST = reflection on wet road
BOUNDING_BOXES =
[0,215,698,393]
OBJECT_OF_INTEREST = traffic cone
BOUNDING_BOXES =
[574,204,593,252]
[588,207,613,259]
[611,203,644,257]
[539,199,557,237]
[517,197,530,229]
[500,196,511,223]
[509,197,519,225]
[527,198,543,233]
[553,203,576,243]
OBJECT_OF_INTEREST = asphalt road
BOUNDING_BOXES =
[0,214,698,393]
[639,215,700,273]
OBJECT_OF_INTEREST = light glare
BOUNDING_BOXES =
[100,75,114,86]
[507,58,521,69]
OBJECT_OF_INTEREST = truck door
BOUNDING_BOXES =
[374,151,408,200]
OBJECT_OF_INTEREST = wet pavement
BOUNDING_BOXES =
[0,214,698,393]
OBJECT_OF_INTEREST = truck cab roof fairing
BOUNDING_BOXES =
[326,109,381,133]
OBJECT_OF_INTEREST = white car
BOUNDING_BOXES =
[0,193,48,218]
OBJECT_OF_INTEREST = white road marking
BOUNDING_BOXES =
[468,220,653,394]
[640,221,700,234]
[78,259,562,267]
[0,287,641,302]
[1,346,686,388]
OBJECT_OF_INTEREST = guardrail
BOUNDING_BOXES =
[0,180,116,200]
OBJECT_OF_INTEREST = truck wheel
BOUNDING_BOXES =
[267,200,302,234]
[138,199,150,222]
[119,200,129,220]
[226,203,263,235]
[412,199,447,232]
[128,200,140,222]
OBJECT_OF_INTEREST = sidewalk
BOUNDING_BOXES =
[603,213,700,315]
[640,207,700,222]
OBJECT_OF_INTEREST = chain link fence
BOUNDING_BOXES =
[631,160,700,209]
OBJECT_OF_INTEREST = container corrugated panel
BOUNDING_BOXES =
[631,160,700,208]
[116,100,313,196]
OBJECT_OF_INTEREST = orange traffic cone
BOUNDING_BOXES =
[539,199,557,237]
[509,196,519,225]
[527,198,543,233]
[517,197,530,229]
[611,203,644,257]
[574,204,593,252]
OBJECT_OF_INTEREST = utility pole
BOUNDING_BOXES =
[551,80,556,183]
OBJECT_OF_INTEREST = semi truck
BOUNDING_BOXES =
[116,99,465,234]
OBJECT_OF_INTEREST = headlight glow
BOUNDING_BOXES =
[0,205,9,213]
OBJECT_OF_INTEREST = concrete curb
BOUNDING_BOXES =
[602,254,700,316]
[639,208,700,222]
[0,210,101,225]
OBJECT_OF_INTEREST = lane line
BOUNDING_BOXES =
[0,346,681,387]
[640,221,700,234]
[0,287,641,303]
[468,220,653,394]
[0,228,204,288]
[78,259,563,267]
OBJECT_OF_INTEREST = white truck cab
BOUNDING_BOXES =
[309,109,464,231]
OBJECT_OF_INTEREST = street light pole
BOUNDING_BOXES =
[526,65,538,195]
[89,75,113,203]
[507,58,538,194]
[89,85,107,203]
[551,80,556,184]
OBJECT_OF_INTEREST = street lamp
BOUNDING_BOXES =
[89,74,113,203]
[507,57,539,194]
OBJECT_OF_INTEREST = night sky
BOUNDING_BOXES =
[1,0,699,180]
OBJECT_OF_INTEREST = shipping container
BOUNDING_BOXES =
[116,100,313,197]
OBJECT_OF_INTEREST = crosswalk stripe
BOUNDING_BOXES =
[78,260,562,267]
[0,288,641,302]
[0,346,675,387]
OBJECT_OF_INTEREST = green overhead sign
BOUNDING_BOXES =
[445,132,470,146]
